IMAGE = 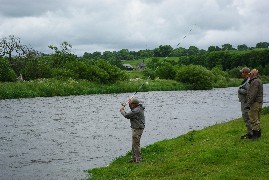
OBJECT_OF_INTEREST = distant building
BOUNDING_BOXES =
[123,64,134,70]
[136,62,146,70]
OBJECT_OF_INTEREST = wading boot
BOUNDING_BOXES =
[241,133,252,139]
[257,129,261,138]
[251,130,259,141]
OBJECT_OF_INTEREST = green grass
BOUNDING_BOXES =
[126,70,145,79]
[88,113,269,179]
[0,78,188,99]
[123,57,180,68]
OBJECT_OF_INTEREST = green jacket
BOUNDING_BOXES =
[247,77,263,107]
[120,104,145,129]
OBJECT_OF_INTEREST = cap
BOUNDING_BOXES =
[240,67,250,73]
[250,69,259,77]
[130,98,140,104]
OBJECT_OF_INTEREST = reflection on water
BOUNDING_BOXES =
[0,84,268,180]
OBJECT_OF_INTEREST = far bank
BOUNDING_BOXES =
[0,77,244,100]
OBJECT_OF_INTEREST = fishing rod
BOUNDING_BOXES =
[121,25,196,107]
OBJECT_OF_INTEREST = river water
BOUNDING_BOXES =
[0,84,268,180]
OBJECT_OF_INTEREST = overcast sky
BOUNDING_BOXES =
[0,0,268,56]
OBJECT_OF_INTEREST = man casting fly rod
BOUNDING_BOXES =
[118,25,195,163]
[120,98,145,163]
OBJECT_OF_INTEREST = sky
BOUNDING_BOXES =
[0,0,268,56]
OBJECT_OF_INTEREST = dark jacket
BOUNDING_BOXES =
[247,77,263,107]
[121,104,145,129]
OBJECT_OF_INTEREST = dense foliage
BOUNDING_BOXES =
[1,35,269,92]
[176,65,214,90]
[179,49,269,71]
[0,57,16,82]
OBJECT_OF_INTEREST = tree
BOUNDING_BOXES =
[208,46,216,52]
[171,47,188,56]
[237,44,248,51]
[92,51,102,59]
[0,57,17,82]
[117,49,130,60]
[256,42,269,48]
[0,35,27,62]
[48,41,73,55]
[48,41,76,67]
[222,43,233,51]
[153,45,173,57]
[103,51,114,60]
[188,46,199,56]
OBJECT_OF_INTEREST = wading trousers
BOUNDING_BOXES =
[241,101,252,134]
[249,102,263,131]
[132,128,144,162]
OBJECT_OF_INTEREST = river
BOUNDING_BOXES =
[0,84,268,180]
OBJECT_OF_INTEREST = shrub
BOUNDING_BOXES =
[262,106,269,115]
[0,57,17,82]
[95,60,127,83]
[63,60,126,84]
[262,64,269,76]
[156,62,177,80]
[228,66,244,78]
[51,68,78,80]
[211,66,229,88]
[143,68,157,80]
[21,57,52,80]
[175,65,214,90]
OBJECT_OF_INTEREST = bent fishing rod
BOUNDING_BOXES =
[121,25,195,107]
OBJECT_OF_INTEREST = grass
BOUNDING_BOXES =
[0,66,268,99]
[0,78,188,99]
[1,76,267,100]
[88,112,269,179]
[123,57,181,68]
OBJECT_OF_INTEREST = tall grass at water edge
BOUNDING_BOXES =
[88,108,269,179]
[0,76,268,100]
[0,78,187,99]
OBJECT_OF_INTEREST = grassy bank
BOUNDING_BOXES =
[0,77,241,100]
[0,78,188,99]
[88,109,269,179]
[0,75,268,100]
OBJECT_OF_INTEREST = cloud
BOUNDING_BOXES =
[0,0,268,55]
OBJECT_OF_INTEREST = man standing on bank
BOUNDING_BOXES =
[120,98,145,163]
[238,67,252,139]
[246,69,263,140]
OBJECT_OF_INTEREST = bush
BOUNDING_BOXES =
[228,67,242,78]
[211,66,229,88]
[262,64,269,76]
[175,65,214,90]
[20,57,52,80]
[0,57,17,82]
[262,106,269,115]
[143,68,157,80]
[95,60,127,83]
[52,68,78,80]
[64,60,108,82]
[156,62,177,80]
[63,60,127,84]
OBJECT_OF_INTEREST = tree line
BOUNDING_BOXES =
[0,35,269,84]
[82,42,269,61]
